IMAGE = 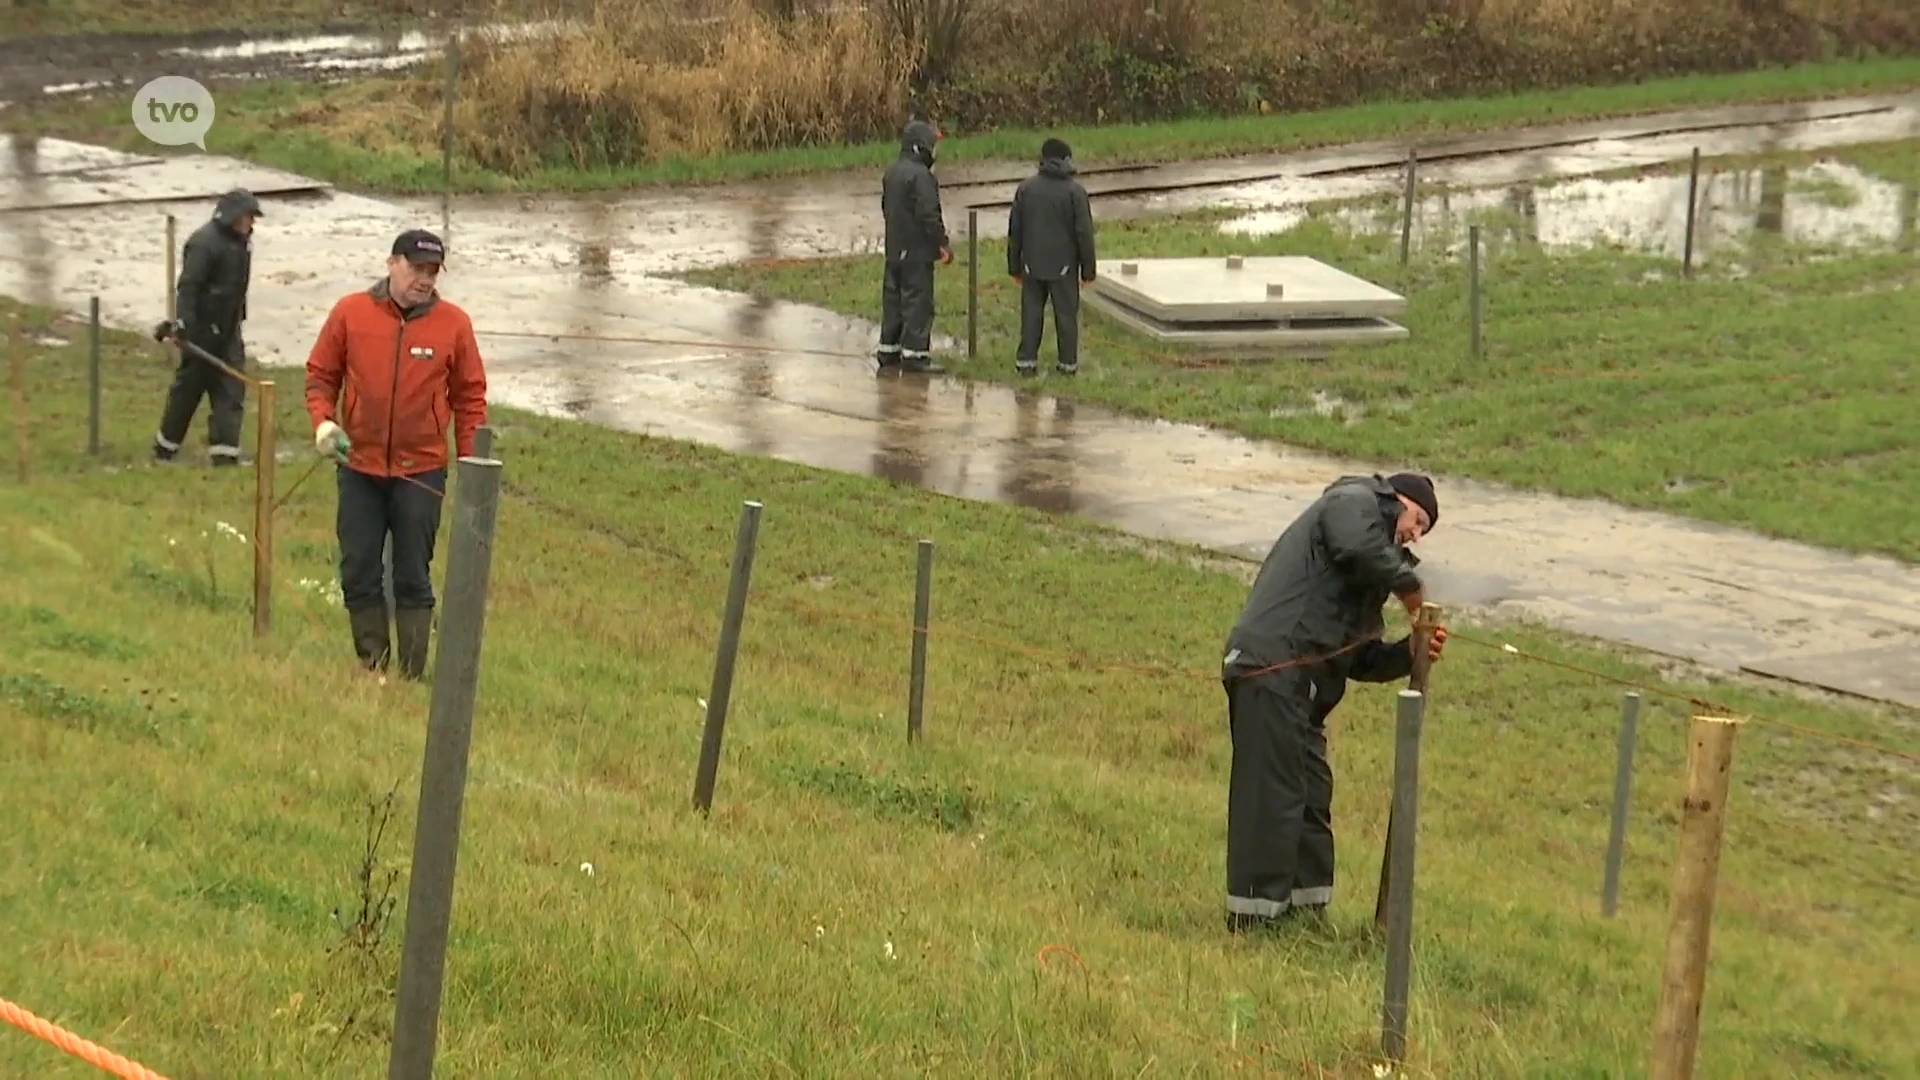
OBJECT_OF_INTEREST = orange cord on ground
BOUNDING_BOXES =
[0,996,170,1080]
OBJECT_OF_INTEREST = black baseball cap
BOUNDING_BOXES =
[392,229,446,265]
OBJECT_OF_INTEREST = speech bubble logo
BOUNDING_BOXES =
[131,75,216,150]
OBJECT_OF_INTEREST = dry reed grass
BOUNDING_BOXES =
[391,0,1915,171]
[457,0,914,172]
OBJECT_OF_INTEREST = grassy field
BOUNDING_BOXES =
[8,56,1920,193]
[687,139,1920,563]
[1,298,1915,1077]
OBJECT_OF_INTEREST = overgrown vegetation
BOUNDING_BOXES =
[1,293,1915,1075]
[687,138,1920,562]
[451,0,1920,172]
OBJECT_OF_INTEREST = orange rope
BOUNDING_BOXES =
[0,996,170,1080]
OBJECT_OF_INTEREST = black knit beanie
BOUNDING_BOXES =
[1386,473,1438,532]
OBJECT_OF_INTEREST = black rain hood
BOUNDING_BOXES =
[900,119,939,167]
[212,188,262,231]
[1038,137,1075,179]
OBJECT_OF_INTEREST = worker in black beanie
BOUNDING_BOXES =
[1007,136,1097,376]
[1216,472,1448,934]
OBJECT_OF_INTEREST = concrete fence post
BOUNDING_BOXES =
[1380,688,1427,1063]
[907,538,934,742]
[387,454,505,1080]
[1601,691,1641,916]
[692,500,764,813]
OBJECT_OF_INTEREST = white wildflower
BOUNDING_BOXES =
[884,939,895,960]
[579,862,594,877]
[813,925,825,939]
[1503,644,1519,654]
[216,521,248,545]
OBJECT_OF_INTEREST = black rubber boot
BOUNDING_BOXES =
[394,607,433,681]
[902,355,946,375]
[348,606,390,671]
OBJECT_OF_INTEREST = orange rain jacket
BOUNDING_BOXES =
[304,278,488,477]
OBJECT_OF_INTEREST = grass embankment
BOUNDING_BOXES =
[2,299,1916,1076]
[688,139,1920,562]
[9,55,1920,194]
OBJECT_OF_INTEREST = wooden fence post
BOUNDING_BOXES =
[1648,715,1742,1080]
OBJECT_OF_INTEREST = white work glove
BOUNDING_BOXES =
[314,420,349,459]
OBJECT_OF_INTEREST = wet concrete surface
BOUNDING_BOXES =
[1,99,1917,709]
[0,21,556,106]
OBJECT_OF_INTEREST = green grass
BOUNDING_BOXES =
[2,298,1917,1077]
[8,56,1920,193]
[686,139,1920,563]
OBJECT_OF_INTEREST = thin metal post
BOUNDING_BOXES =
[967,209,978,360]
[1682,147,1701,277]
[387,454,505,1080]
[1649,715,1742,1080]
[692,500,764,813]
[907,538,934,742]
[1468,224,1483,360]
[87,296,101,456]
[1400,148,1417,265]
[441,28,460,241]
[252,380,277,638]
[1376,602,1440,931]
[8,313,26,484]
[165,214,177,321]
[1899,183,1916,252]
[1380,688,1426,1063]
[1600,691,1641,916]
[472,424,493,459]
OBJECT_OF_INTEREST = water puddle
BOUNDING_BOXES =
[1220,160,1919,262]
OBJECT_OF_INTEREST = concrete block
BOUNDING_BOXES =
[1092,255,1407,322]
[1087,289,1409,359]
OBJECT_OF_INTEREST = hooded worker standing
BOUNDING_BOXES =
[1007,137,1097,376]
[1218,473,1450,933]
[152,188,260,465]
[875,118,953,375]
[303,229,489,680]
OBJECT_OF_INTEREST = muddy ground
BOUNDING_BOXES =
[1,93,1916,711]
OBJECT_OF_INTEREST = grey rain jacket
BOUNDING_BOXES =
[1222,473,1425,684]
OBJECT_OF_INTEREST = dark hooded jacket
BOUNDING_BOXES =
[881,120,949,264]
[175,189,258,355]
[1007,154,1096,281]
[1223,473,1424,685]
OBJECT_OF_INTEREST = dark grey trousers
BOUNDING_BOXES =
[154,333,246,460]
[878,259,936,358]
[1017,275,1081,366]
[1223,666,1335,920]
[337,465,446,614]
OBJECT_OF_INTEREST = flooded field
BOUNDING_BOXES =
[0,96,1916,708]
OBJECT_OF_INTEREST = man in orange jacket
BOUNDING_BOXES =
[304,229,489,679]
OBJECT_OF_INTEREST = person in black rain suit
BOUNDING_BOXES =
[875,119,952,375]
[1218,473,1450,934]
[152,188,260,465]
[1006,138,1097,376]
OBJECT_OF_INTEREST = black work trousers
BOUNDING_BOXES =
[878,259,936,359]
[1223,666,1335,921]
[337,465,446,614]
[155,334,246,461]
[1017,275,1081,367]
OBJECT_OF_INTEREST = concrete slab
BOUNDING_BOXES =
[0,136,161,181]
[0,151,332,212]
[1740,644,1920,710]
[1086,289,1408,357]
[1093,256,1408,322]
